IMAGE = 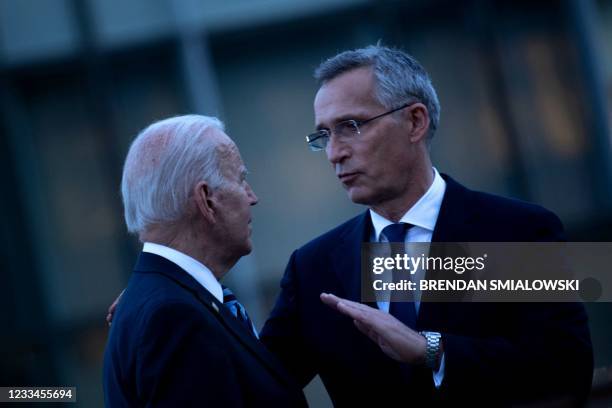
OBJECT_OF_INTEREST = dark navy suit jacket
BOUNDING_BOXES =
[103,252,307,407]
[260,175,593,406]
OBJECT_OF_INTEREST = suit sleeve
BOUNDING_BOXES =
[260,250,317,388]
[135,301,243,407]
[439,211,594,404]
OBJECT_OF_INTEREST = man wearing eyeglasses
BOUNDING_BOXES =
[259,45,593,405]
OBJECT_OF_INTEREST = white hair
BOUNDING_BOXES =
[121,114,228,235]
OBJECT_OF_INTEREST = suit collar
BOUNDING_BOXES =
[431,174,476,242]
[141,242,223,302]
[133,252,298,388]
[134,251,210,299]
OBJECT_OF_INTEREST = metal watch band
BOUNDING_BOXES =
[420,331,442,369]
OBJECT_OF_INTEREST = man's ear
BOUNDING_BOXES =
[404,103,430,143]
[193,181,216,222]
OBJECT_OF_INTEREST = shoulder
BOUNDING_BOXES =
[122,283,227,357]
[116,272,215,335]
[138,298,212,337]
[472,189,560,223]
[445,175,565,241]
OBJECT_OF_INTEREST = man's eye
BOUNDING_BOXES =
[335,121,358,135]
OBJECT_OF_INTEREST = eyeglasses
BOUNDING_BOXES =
[305,103,411,151]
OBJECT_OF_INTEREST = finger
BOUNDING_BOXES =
[332,297,370,312]
[336,301,368,321]
[337,301,387,327]
[108,289,125,314]
[337,300,384,322]
[320,293,343,309]
[106,289,125,325]
[324,296,391,334]
[322,294,382,320]
[351,310,391,342]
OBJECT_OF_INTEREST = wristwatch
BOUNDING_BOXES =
[420,331,442,369]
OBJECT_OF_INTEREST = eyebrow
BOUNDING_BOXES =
[315,112,370,130]
[315,117,349,131]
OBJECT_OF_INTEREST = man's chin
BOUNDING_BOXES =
[347,188,373,206]
[242,240,253,255]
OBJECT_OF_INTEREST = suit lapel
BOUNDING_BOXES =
[133,252,297,387]
[330,212,378,307]
[210,296,298,388]
[418,174,476,329]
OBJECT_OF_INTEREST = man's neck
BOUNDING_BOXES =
[143,229,235,280]
[169,239,236,280]
[370,167,434,223]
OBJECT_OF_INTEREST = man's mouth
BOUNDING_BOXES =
[338,172,360,183]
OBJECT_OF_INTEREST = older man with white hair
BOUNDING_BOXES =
[103,115,306,407]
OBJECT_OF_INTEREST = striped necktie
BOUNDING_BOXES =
[222,285,259,339]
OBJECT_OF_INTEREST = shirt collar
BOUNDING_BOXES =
[370,167,446,241]
[142,242,224,303]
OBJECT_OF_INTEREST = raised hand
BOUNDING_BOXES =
[320,293,427,364]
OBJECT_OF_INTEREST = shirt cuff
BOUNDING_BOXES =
[432,352,445,388]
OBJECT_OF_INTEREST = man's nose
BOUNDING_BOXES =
[326,135,349,165]
[246,184,258,206]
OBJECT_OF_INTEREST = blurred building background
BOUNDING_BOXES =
[0,0,611,406]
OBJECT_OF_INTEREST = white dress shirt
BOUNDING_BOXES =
[369,167,446,387]
[142,242,223,303]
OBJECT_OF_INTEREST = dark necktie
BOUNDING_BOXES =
[382,223,417,329]
[222,285,259,339]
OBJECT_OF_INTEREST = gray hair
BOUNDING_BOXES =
[314,44,440,137]
[121,114,228,235]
